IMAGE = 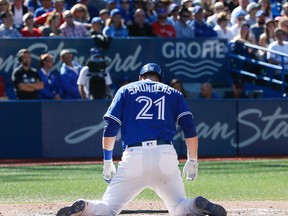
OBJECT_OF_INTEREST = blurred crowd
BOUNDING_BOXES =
[0,0,288,100]
[0,0,286,40]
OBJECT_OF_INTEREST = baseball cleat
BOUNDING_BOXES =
[194,196,227,216]
[56,200,87,216]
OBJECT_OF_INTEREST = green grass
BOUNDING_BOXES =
[0,159,287,203]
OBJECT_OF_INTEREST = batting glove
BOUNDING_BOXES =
[103,160,116,184]
[182,158,198,181]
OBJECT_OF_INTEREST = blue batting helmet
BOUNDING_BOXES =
[139,63,163,81]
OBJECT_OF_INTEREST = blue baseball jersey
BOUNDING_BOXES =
[104,79,193,149]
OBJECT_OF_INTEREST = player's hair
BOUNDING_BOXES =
[17,49,30,63]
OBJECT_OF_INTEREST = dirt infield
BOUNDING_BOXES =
[1,158,288,216]
[1,200,288,216]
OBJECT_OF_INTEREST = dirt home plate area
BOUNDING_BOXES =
[0,200,288,216]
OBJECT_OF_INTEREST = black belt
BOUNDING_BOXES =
[127,139,172,148]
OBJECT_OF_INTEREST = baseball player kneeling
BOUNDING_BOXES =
[56,63,227,216]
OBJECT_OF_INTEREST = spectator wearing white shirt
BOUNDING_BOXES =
[214,11,234,41]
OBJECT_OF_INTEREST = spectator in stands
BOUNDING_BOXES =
[250,10,266,45]
[34,0,65,27]
[245,2,259,26]
[227,0,239,14]
[11,48,44,100]
[278,17,288,41]
[128,8,155,36]
[258,0,272,20]
[199,82,220,99]
[0,0,10,22]
[59,10,90,37]
[39,11,62,36]
[230,10,246,39]
[230,0,249,25]
[259,19,276,50]
[167,3,179,25]
[223,78,248,98]
[214,11,234,41]
[99,9,109,27]
[0,75,7,100]
[10,0,28,30]
[173,7,194,38]
[106,0,117,12]
[58,49,82,99]
[181,0,192,9]
[267,28,288,73]
[190,5,217,38]
[37,53,61,99]
[102,8,128,37]
[206,1,225,28]
[70,3,90,28]
[34,0,54,18]
[26,0,41,13]
[90,16,103,35]
[78,0,100,22]
[170,78,188,98]
[152,7,176,37]
[0,11,22,37]
[281,2,288,19]
[20,12,42,37]
[202,0,214,19]
[119,0,133,26]
[144,0,157,24]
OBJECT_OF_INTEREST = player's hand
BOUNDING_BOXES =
[103,160,116,184]
[182,158,198,181]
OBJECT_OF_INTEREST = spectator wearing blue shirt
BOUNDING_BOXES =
[59,49,82,99]
[38,53,61,100]
[173,7,194,38]
[34,0,54,18]
[103,8,128,38]
[189,6,217,38]
[199,82,220,99]
[0,11,22,37]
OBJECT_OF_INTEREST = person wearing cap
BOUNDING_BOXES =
[90,16,103,35]
[244,2,259,26]
[181,0,192,9]
[230,0,249,25]
[250,10,266,44]
[173,7,194,38]
[105,0,117,12]
[77,47,113,99]
[11,48,44,100]
[102,8,128,37]
[99,9,109,26]
[37,53,61,99]
[151,7,176,37]
[267,28,288,76]
[20,12,42,37]
[59,10,90,37]
[167,3,179,25]
[0,11,22,37]
[189,5,217,38]
[128,8,155,36]
[223,78,248,98]
[10,0,28,29]
[58,49,82,99]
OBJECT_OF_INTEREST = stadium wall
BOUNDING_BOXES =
[0,99,287,159]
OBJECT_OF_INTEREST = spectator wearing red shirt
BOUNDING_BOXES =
[34,0,65,27]
[151,8,176,38]
[20,12,42,36]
